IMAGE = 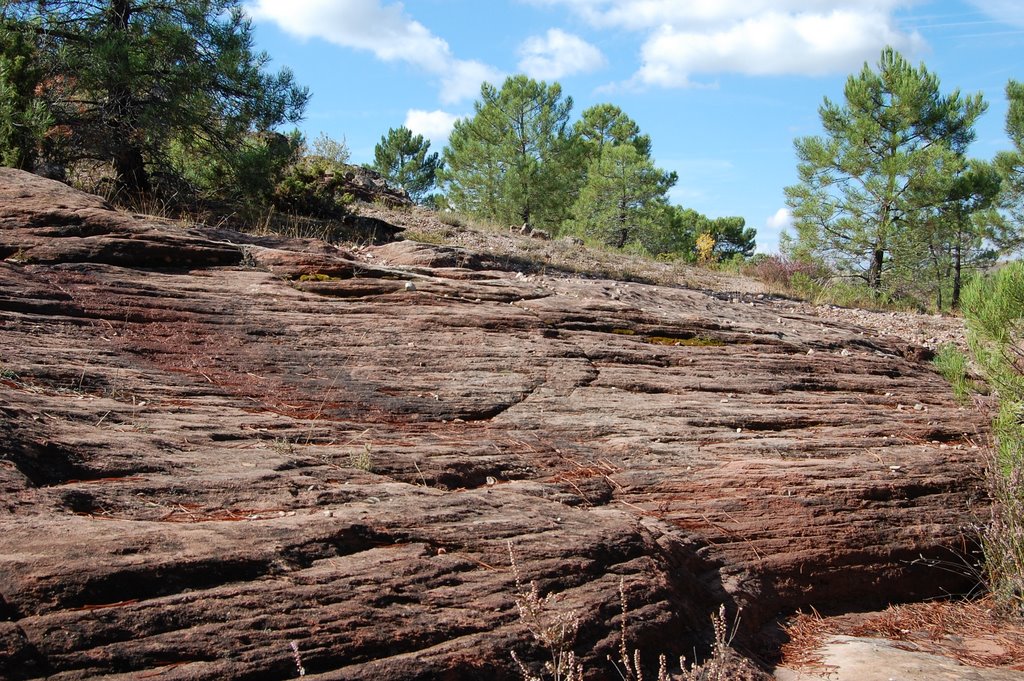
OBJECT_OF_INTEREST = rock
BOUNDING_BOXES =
[774,636,1024,681]
[340,165,412,208]
[0,169,991,680]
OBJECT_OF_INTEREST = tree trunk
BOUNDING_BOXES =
[114,146,150,194]
[868,248,884,294]
[106,0,150,194]
[952,242,963,310]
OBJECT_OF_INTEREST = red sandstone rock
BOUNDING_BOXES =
[0,168,988,680]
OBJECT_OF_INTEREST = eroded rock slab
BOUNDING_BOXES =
[0,169,989,680]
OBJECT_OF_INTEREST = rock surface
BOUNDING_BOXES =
[775,636,1024,681]
[0,168,992,680]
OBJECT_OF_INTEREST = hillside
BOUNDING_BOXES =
[0,168,1002,680]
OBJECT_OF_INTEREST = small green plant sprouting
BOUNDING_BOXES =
[349,443,373,472]
[6,248,31,264]
[297,272,340,282]
[933,343,975,403]
[272,437,295,456]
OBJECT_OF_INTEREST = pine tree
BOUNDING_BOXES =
[784,47,986,296]
[4,0,308,193]
[565,104,676,249]
[566,143,675,248]
[439,75,577,231]
[573,103,652,163]
[372,126,441,203]
[0,20,51,170]
[996,80,1024,230]
[899,153,1004,309]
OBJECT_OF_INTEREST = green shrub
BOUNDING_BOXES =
[961,261,1024,615]
[932,343,974,403]
[272,157,353,218]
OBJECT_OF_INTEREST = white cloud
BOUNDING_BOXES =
[518,29,607,80]
[245,0,501,103]
[760,208,794,253]
[524,0,926,86]
[405,109,459,146]
[526,0,909,30]
[637,10,925,87]
[968,0,1024,28]
[439,60,504,105]
[766,207,794,231]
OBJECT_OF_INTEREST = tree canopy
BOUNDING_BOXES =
[371,126,441,204]
[3,0,309,192]
[785,47,987,296]
[440,75,578,230]
[566,143,676,248]
[996,80,1024,230]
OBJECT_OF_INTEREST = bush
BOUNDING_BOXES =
[961,261,1024,615]
[932,344,974,403]
[743,255,829,291]
[271,134,354,219]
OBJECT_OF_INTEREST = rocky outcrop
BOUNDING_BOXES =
[0,169,989,680]
[338,165,412,208]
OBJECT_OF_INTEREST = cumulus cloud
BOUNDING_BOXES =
[245,0,502,103]
[405,109,459,146]
[439,60,503,105]
[766,207,794,231]
[760,208,794,253]
[637,10,926,87]
[523,0,926,86]
[968,0,1024,28]
[525,0,908,30]
[518,29,607,80]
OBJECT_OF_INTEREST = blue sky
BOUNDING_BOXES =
[244,0,1024,253]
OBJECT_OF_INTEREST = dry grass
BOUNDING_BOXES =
[779,598,1024,673]
[507,542,769,681]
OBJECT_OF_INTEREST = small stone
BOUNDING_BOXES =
[404,281,416,292]
[913,404,924,411]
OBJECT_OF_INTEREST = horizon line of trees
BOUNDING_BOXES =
[370,77,755,263]
[0,1,754,265]
[3,4,1022,290]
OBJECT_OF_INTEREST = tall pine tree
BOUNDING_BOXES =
[372,126,441,204]
[565,104,675,249]
[439,75,577,231]
[4,0,308,192]
[784,47,986,296]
